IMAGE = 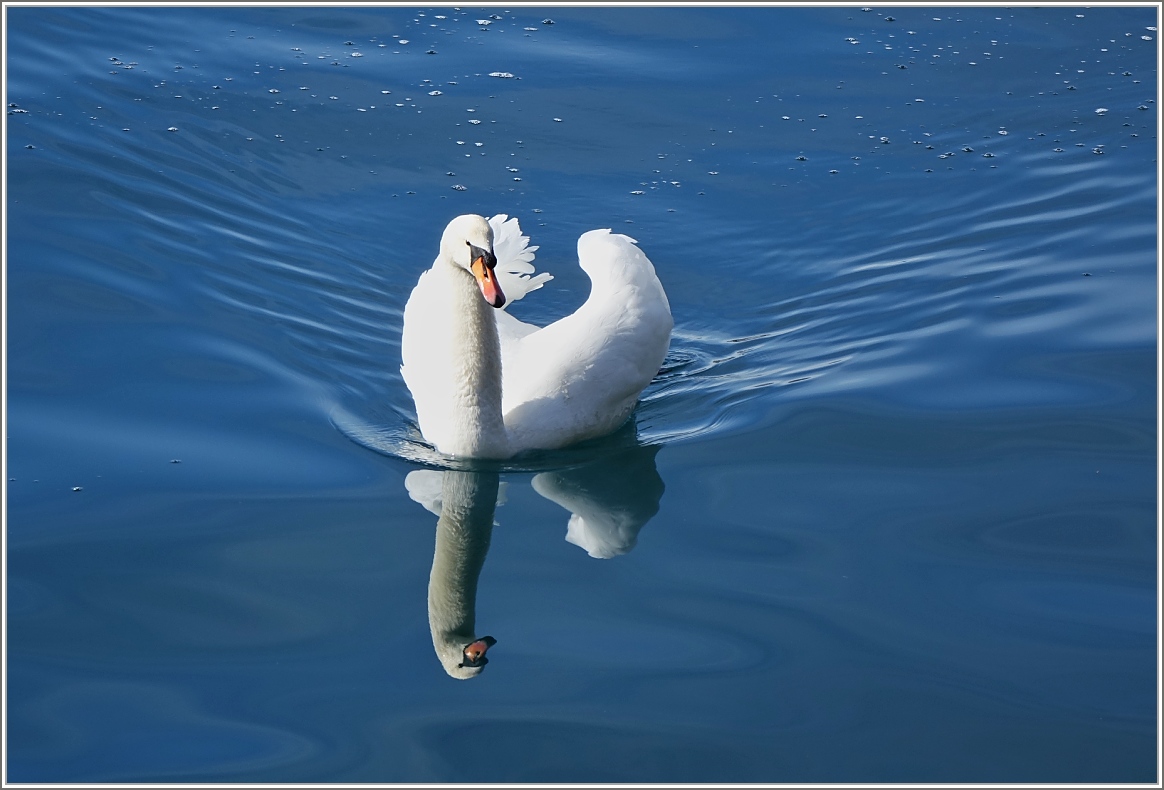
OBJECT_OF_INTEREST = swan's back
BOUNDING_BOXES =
[502,229,672,451]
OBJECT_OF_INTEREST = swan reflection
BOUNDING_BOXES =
[405,444,665,678]
[532,445,664,559]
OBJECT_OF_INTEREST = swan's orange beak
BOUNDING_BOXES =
[470,246,505,309]
[460,635,496,668]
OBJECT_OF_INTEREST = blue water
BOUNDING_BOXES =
[5,5,1159,782]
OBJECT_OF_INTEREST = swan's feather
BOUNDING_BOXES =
[488,213,552,308]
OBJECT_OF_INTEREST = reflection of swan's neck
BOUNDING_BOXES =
[428,470,498,679]
[440,262,508,458]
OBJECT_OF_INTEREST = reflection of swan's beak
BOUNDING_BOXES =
[460,635,497,668]
[470,245,505,308]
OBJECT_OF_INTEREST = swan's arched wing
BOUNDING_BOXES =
[500,229,673,450]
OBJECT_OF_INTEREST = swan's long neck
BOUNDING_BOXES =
[438,260,509,458]
[428,470,497,678]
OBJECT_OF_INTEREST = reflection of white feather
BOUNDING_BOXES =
[406,469,506,521]
[531,444,664,559]
[404,469,445,516]
[563,512,638,560]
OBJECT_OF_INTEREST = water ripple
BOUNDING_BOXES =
[10,4,1153,466]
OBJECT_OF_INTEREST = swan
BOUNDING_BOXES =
[401,213,673,459]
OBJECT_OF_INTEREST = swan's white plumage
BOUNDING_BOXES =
[488,213,552,307]
[400,214,672,458]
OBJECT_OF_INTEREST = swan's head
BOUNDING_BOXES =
[440,214,505,308]
[435,634,497,680]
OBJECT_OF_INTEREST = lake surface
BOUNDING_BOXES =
[5,5,1159,783]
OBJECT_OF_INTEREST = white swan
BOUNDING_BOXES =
[401,214,672,459]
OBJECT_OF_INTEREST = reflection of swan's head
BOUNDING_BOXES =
[439,214,504,308]
[434,634,497,680]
